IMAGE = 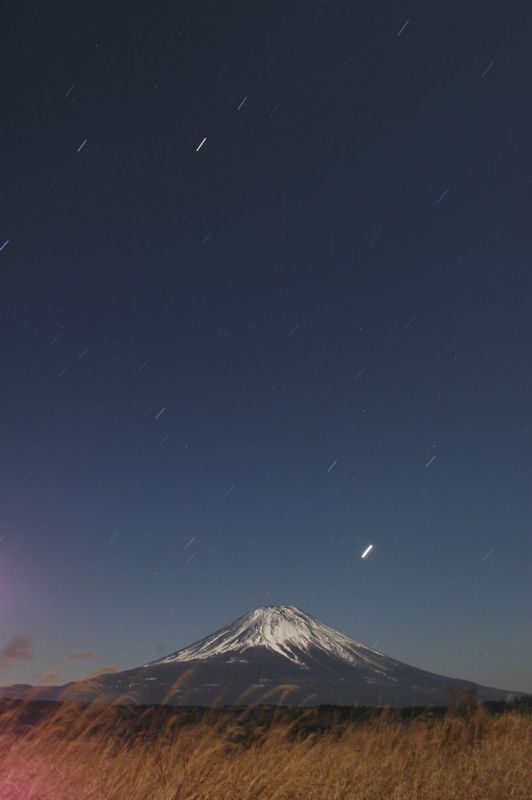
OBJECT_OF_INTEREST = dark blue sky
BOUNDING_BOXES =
[1,0,531,693]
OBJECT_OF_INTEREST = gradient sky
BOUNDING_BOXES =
[1,1,531,694]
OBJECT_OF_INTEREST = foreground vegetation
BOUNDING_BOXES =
[0,699,530,799]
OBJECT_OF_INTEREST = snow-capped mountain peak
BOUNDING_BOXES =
[151,604,383,668]
[4,604,521,708]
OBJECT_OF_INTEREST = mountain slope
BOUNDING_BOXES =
[1,606,524,707]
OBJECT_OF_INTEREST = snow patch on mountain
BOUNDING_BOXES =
[150,605,388,669]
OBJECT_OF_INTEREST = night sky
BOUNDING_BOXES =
[1,1,531,694]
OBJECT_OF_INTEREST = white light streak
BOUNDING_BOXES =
[196,137,207,152]
[397,19,410,37]
[481,61,495,78]
[77,139,88,152]
[361,544,373,559]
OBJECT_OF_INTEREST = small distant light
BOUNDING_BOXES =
[361,544,373,559]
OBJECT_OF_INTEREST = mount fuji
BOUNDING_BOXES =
[2,606,523,707]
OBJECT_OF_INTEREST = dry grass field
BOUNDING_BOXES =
[0,699,530,800]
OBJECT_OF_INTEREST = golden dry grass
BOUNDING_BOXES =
[0,701,530,799]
